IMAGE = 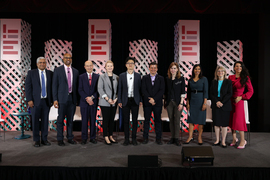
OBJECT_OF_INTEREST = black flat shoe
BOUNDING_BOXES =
[34,141,40,147]
[142,138,149,144]
[90,139,97,144]
[81,139,87,145]
[167,138,175,144]
[183,138,194,144]
[41,140,51,146]
[212,142,220,146]
[68,139,76,144]
[123,140,129,146]
[175,140,181,146]
[132,139,138,146]
[156,139,163,145]
[58,140,65,146]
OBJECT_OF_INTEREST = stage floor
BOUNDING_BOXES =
[0,131,270,167]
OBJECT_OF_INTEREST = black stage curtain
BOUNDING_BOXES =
[0,166,270,180]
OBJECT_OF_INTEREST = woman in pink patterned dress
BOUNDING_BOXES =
[228,61,253,149]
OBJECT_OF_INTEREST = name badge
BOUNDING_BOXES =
[175,81,182,85]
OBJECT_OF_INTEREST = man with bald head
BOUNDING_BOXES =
[52,53,79,146]
[26,57,53,147]
[78,60,99,145]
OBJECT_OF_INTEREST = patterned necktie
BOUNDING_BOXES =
[67,67,71,93]
[89,73,92,86]
[41,71,46,97]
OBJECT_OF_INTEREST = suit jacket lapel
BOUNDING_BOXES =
[61,65,68,84]
[35,69,41,88]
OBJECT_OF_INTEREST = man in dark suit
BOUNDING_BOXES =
[141,62,165,145]
[78,60,99,145]
[52,53,79,146]
[118,57,142,146]
[26,57,53,147]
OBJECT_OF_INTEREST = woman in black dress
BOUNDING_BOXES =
[164,62,185,146]
[210,66,232,148]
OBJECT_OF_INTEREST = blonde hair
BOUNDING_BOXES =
[214,66,227,80]
[105,60,114,68]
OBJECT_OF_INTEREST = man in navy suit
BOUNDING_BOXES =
[78,60,99,145]
[52,53,79,146]
[141,62,165,145]
[118,57,142,146]
[26,57,53,147]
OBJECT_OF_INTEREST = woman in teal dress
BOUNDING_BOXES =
[184,64,208,145]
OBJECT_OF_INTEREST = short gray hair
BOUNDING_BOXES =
[36,57,46,64]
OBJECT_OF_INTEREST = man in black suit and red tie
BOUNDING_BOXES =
[78,60,99,145]
[52,53,79,146]
[118,57,142,146]
[26,57,53,147]
[141,62,165,145]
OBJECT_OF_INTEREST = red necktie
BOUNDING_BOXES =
[89,73,92,86]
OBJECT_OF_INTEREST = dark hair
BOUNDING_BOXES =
[234,61,250,87]
[125,56,136,64]
[149,61,158,68]
[167,62,181,79]
[191,64,203,79]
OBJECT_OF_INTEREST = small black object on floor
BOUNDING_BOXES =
[182,146,214,166]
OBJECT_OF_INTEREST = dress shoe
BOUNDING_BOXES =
[105,140,112,145]
[212,142,220,146]
[123,139,129,146]
[68,139,76,144]
[34,141,40,147]
[183,138,194,144]
[81,139,87,145]
[58,140,65,146]
[167,138,175,144]
[90,139,97,144]
[198,142,203,145]
[156,139,163,145]
[237,140,247,149]
[221,144,227,148]
[175,139,181,146]
[142,138,149,144]
[132,139,138,146]
[109,139,118,144]
[230,138,239,146]
[41,140,51,146]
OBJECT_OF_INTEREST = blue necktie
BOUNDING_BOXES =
[41,71,46,98]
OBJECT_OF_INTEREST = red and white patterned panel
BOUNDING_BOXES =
[217,40,243,76]
[129,39,158,76]
[175,20,200,62]
[174,20,200,132]
[88,19,111,74]
[0,19,31,131]
[0,19,22,60]
[44,39,72,71]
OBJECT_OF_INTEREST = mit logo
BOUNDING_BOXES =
[2,24,20,55]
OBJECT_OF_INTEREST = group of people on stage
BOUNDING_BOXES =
[26,54,253,149]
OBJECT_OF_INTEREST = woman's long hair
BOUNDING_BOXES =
[234,61,250,86]
[167,62,181,79]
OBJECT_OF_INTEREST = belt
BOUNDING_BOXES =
[128,97,134,101]
[191,90,203,94]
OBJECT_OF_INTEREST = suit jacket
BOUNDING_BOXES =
[118,72,142,106]
[141,74,165,107]
[52,65,79,104]
[97,72,118,107]
[78,72,99,107]
[25,69,53,106]
[209,79,232,111]
[164,76,186,108]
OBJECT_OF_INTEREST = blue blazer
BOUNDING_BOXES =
[52,65,79,104]
[25,69,53,106]
[141,74,165,107]
[118,72,142,106]
[78,72,99,107]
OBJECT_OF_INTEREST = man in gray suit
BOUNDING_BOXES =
[118,57,142,146]
[52,53,79,146]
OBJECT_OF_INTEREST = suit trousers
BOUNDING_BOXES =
[143,106,162,140]
[122,98,139,140]
[100,106,117,137]
[166,100,181,139]
[31,99,50,142]
[81,105,97,140]
[57,94,76,141]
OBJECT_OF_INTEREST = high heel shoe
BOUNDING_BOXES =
[237,140,247,149]
[212,142,220,146]
[230,138,239,146]
[109,138,118,144]
[183,138,194,144]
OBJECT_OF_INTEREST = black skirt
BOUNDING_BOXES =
[212,98,230,127]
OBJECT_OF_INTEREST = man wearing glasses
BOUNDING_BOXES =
[118,57,142,146]
[52,53,79,146]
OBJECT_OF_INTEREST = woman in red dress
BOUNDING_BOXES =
[228,61,253,149]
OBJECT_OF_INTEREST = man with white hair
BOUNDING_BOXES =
[26,57,53,147]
